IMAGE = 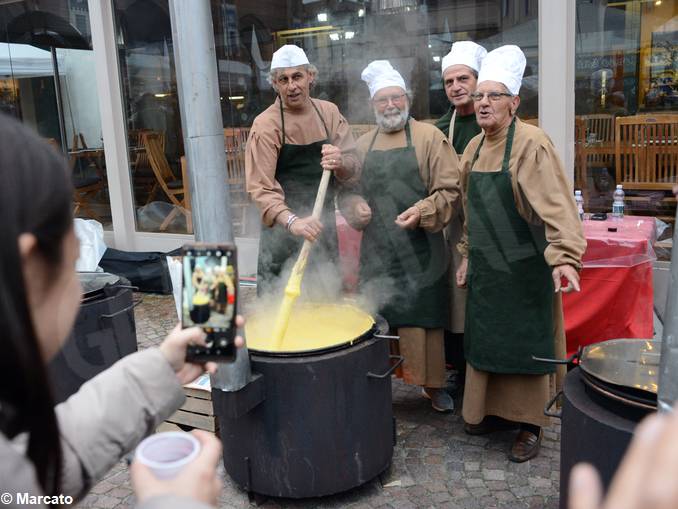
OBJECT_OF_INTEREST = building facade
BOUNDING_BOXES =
[0,0,675,275]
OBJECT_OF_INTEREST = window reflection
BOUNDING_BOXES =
[213,0,539,238]
[114,0,186,233]
[216,1,538,125]
[2,0,542,237]
[575,0,677,241]
[0,1,112,228]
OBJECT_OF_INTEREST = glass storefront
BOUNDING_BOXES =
[0,0,540,240]
[112,0,258,236]
[229,0,538,239]
[109,0,538,237]
[0,0,112,228]
[575,0,677,234]
[217,0,538,125]
[112,0,187,234]
[6,0,674,253]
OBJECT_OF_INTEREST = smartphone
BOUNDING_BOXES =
[181,243,237,362]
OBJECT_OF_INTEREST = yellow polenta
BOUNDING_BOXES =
[246,303,374,353]
[193,293,210,305]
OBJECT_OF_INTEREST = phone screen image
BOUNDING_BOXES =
[182,248,236,336]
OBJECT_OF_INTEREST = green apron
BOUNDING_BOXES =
[464,118,555,375]
[359,120,448,329]
[256,99,337,295]
[434,106,482,156]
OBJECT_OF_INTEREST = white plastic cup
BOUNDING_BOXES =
[135,431,201,479]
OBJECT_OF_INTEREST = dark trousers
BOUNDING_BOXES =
[444,331,465,373]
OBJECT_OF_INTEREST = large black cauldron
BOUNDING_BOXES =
[48,273,138,403]
[558,367,652,508]
[541,340,659,508]
[211,317,398,498]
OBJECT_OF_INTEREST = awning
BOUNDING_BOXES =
[0,42,63,78]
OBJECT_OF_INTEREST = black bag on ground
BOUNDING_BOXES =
[99,248,172,294]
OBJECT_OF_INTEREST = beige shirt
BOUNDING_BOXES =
[458,118,586,268]
[355,118,462,233]
[245,97,360,227]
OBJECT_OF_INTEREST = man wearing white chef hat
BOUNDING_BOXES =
[340,60,462,413]
[245,44,360,293]
[455,45,586,461]
[434,41,487,392]
[435,41,487,154]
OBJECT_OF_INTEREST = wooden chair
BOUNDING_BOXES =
[223,127,251,235]
[70,132,105,172]
[575,114,615,189]
[223,127,248,189]
[73,174,106,222]
[130,129,165,172]
[586,114,615,170]
[181,130,250,236]
[144,132,192,232]
[615,114,678,190]
[574,117,587,188]
[70,132,107,222]
[129,129,149,172]
[128,130,166,202]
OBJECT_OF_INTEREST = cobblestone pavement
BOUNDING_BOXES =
[81,293,561,509]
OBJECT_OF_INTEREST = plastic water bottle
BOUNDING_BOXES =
[612,184,625,219]
[574,190,584,220]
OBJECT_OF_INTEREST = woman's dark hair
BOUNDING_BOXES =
[0,114,74,495]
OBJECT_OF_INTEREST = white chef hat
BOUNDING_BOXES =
[441,41,487,75]
[270,44,310,70]
[477,45,526,95]
[361,60,407,98]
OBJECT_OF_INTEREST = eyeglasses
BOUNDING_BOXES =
[372,93,407,107]
[470,92,514,102]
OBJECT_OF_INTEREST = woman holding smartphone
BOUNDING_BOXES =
[0,114,242,508]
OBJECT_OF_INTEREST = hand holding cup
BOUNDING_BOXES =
[132,430,223,507]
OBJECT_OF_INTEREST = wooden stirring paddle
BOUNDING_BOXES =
[271,168,332,348]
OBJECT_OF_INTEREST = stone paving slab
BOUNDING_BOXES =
[82,294,561,508]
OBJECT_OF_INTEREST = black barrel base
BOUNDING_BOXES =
[48,283,137,403]
[559,368,646,508]
[213,335,394,498]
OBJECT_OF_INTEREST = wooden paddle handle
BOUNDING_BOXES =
[293,169,332,269]
[272,169,333,346]
[311,169,332,220]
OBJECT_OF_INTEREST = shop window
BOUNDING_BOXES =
[0,1,112,229]
[110,0,537,237]
[213,0,538,239]
[211,0,537,126]
[574,0,677,237]
[113,0,187,234]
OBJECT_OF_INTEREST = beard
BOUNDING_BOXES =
[375,105,409,133]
